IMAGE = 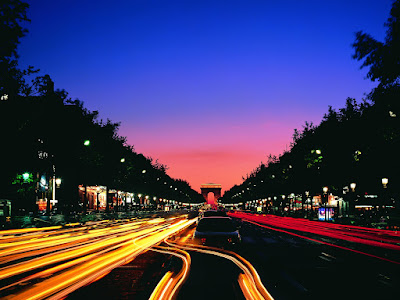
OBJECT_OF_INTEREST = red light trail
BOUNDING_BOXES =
[228,212,400,265]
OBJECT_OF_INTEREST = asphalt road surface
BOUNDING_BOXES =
[66,218,400,300]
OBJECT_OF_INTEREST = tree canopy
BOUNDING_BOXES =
[0,1,203,213]
[223,1,400,204]
[353,0,400,86]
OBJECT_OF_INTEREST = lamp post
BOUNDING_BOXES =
[323,186,328,221]
[138,194,142,209]
[350,182,356,216]
[105,189,110,213]
[381,178,388,217]
[292,193,296,215]
[22,172,30,181]
[55,178,62,187]
[382,178,388,188]
[96,186,101,212]
[305,191,310,218]
[116,191,121,212]
[83,139,90,213]
[47,163,56,216]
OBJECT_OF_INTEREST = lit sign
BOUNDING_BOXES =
[39,175,48,192]
[318,207,335,221]
[364,195,378,198]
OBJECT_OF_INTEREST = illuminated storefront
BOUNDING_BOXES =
[78,185,107,210]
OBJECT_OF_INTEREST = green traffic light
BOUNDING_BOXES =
[22,172,30,181]
[84,140,90,146]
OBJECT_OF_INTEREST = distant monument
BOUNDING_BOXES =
[200,183,222,205]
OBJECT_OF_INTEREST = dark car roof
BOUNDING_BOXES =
[196,216,236,232]
[203,210,227,217]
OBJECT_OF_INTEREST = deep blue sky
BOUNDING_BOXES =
[19,0,393,191]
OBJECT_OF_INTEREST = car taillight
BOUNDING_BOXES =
[201,238,206,244]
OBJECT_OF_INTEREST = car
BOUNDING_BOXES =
[193,216,241,247]
[203,210,227,218]
[197,209,227,223]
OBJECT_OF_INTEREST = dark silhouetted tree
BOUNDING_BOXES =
[352,0,400,86]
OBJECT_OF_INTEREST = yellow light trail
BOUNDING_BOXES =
[0,217,196,300]
[150,246,191,300]
[239,274,257,300]
[0,220,162,266]
[0,218,163,259]
[165,237,273,300]
[149,272,174,300]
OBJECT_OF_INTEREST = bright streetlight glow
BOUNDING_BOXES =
[350,182,356,191]
[142,170,146,174]
[382,178,388,188]
[323,186,328,193]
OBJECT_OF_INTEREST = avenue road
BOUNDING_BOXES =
[0,212,399,299]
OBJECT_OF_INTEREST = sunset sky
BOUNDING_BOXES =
[20,0,391,193]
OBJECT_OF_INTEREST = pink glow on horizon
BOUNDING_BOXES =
[120,117,302,193]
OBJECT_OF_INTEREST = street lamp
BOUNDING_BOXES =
[55,178,62,187]
[96,186,101,212]
[305,191,310,218]
[290,193,295,215]
[323,186,328,221]
[349,183,357,216]
[138,194,142,207]
[382,178,388,188]
[22,172,30,181]
[381,178,389,216]
[49,163,57,215]
[153,196,157,209]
